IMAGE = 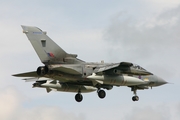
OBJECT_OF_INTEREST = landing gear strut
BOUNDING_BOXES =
[131,87,139,101]
[97,89,106,99]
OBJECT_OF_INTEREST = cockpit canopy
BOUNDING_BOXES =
[132,64,146,71]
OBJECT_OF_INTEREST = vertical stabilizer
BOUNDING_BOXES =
[21,25,67,64]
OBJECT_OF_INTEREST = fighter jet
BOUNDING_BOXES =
[13,25,167,102]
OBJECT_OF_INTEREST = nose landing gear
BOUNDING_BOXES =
[131,87,139,101]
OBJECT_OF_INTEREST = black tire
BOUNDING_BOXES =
[132,96,136,101]
[75,93,83,102]
[132,96,139,101]
[98,90,106,99]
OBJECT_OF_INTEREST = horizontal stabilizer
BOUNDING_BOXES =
[12,71,37,77]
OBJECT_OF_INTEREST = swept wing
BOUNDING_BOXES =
[95,62,153,75]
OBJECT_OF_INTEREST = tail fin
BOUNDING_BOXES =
[21,25,79,64]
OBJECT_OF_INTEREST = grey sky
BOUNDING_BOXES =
[0,0,180,120]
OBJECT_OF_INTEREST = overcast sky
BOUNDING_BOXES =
[0,0,180,120]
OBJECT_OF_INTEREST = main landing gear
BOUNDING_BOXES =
[131,87,139,101]
[74,89,106,102]
[97,89,106,99]
[75,93,83,102]
[75,89,83,102]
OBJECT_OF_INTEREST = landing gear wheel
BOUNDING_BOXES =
[98,90,106,99]
[75,93,83,102]
[132,96,139,101]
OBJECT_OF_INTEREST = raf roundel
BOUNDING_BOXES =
[47,52,55,58]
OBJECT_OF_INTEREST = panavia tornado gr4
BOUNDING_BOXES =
[13,25,167,102]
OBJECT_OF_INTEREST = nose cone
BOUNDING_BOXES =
[156,77,167,86]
